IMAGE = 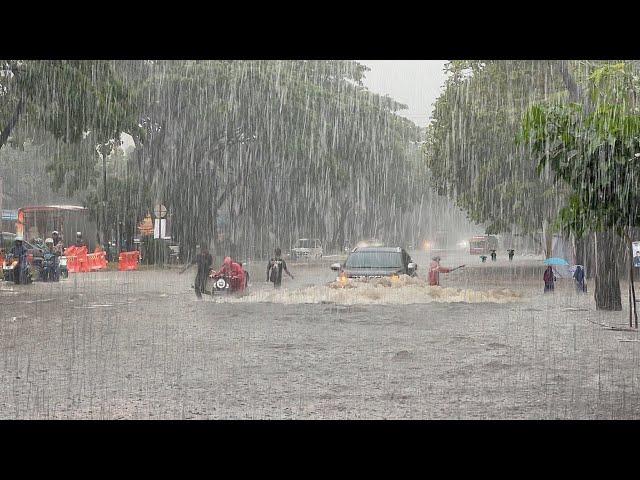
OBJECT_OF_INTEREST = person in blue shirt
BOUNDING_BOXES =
[573,265,586,293]
[8,236,28,284]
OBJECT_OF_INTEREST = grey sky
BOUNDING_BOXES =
[359,60,448,128]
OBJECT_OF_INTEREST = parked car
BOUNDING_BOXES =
[291,238,323,259]
[330,246,417,278]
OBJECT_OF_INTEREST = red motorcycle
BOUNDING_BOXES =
[206,265,249,295]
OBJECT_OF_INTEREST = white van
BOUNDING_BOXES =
[292,238,323,259]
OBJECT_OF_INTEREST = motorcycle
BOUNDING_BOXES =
[2,254,33,284]
[41,252,61,282]
[206,265,249,295]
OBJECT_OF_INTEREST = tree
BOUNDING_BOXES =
[1,60,137,153]
[426,61,569,256]
[119,60,420,259]
[28,60,423,260]
[522,61,640,315]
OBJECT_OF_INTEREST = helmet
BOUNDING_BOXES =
[45,238,54,244]
[15,236,23,242]
[432,256,441,262]
[76,232,82,237]
[52,230,59,236]
[223,256,232,266]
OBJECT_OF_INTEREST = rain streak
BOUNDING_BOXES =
[1,60,640,419]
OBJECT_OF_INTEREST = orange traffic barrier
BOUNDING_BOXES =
[118,251,140,271]
[99,251,108,269]
[66,255,79,273]
[78,254,90,273]
[64,245,91,273]
[88,251,108,271]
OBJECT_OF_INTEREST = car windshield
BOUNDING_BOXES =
[295,239,311,248]
[345,251,403,269]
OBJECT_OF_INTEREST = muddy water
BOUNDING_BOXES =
[1,259,639,419]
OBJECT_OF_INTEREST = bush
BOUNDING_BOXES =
[140,238,170,266]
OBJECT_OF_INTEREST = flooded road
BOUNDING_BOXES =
[1,252,639,419]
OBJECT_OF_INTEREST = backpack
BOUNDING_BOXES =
[269,259,280,283]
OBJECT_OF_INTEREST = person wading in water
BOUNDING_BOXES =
[267,247,294,288]
[180,245,213,299]
[429,256,464,286]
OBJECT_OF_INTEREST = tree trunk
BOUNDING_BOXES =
[594,230,622,311]
[0,97,25,151]
[212,206,220,261]
[332,204,350,252]
[542,219,553,258]
[574,234,585,267]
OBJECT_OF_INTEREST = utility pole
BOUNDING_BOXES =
[99,142,111,248]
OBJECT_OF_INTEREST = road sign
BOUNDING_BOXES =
[154,204,167,219]
[1,209,18,221]
[154,219,166,239]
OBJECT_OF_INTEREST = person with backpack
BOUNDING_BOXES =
[267,247,294,288]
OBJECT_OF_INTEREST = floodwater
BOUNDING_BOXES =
[1,250,639,419]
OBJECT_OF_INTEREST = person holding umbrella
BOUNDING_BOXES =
[543,266,556,293]
[542,257,568,293]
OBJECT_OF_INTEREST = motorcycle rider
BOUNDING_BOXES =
[75,232,87,248]
[51,231,64,255]
[43,237,60,281]
[8,236,28,284]
[212,256,246,292]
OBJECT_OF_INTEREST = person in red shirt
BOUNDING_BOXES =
[213,256,247,292]
[428,256,464,286]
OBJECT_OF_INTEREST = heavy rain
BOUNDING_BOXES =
[1,59,640,419]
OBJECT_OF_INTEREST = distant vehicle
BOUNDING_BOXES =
[15,205,97,252]
[330,246,417,278]
[291,238,323,259]
[356,238,384,249]
[469,235,499,255]
[168,244,181,264]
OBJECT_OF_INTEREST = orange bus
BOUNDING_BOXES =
[469,235,499,255]
[16,205,97,251]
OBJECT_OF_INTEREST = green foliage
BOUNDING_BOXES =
[122,60,421,251]
[1,60,138,150]
[427,60,567,235]
[521,61,640,239]
[2,60,424,256]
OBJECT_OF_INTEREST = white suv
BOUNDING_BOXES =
[291,238,323,259]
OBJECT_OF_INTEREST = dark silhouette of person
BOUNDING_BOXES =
[180,246,213,299]
[543,266,556,293]
[9,237,28,284]
[267,247,293,288]
[508,249,515,261]
[573,265,586,293]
